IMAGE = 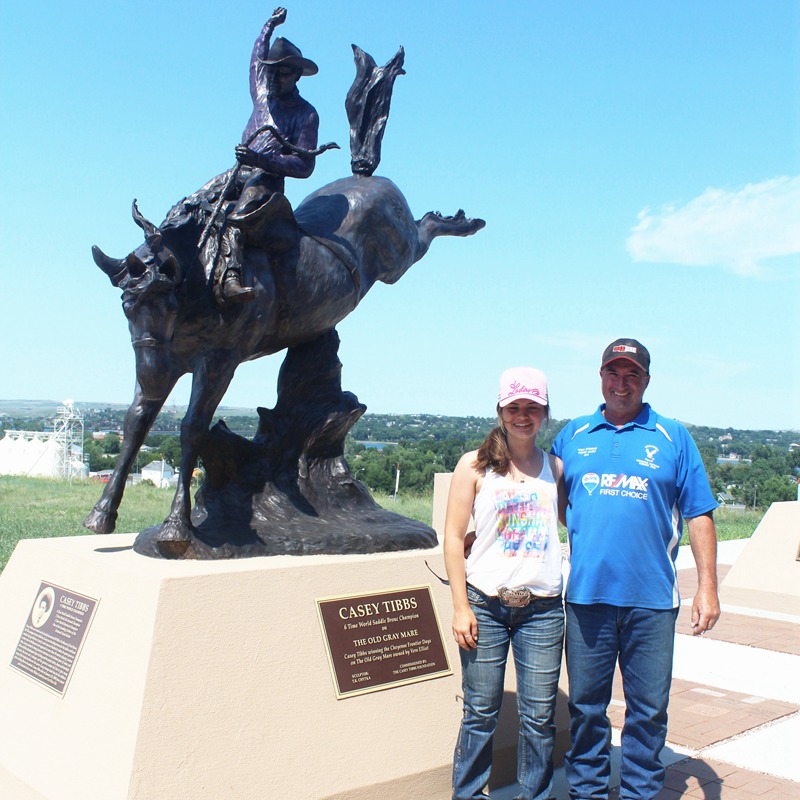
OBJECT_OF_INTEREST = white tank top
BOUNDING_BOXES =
[466,451,562,597]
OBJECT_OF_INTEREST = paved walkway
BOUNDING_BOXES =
[496,540,800,799]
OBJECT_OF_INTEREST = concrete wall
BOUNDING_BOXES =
[720,501,800,615]
[0,533,569,800]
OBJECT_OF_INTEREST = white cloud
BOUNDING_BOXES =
[626,176,800,276]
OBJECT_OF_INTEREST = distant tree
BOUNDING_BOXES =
[144,433,169,449]
[759,476,797,506]
[82,436,105,472]
[344,438,366,460]
[16,417,46,432]
[161,436,182,467]
[353,448,395,493]
[697,442,718,476]
[69,407,800,498]
[101,433,121,455]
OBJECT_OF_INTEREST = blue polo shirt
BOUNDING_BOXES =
[551,403,717,609]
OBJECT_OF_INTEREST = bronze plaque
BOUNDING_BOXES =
[10,582,99,697]
[317,584,452,699]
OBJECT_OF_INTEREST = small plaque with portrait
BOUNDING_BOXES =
[317,584,451,699]
[10,581,99,697]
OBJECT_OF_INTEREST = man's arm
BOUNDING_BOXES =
[551,454,569,527]
[550,436,569,527]
[686,511,720,635]
[235,109,319,178]
[250,7,287,101]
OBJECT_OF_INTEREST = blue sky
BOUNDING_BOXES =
[2,1,798,431]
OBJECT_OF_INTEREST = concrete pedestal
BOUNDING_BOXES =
[720,501,800,615]
[0,534,568,800]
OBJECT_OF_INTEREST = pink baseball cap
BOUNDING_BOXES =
[498,367,548,407]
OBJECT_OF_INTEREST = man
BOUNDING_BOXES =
[32,592,53,628]
[551,338,720,800]
[208,6,320,304]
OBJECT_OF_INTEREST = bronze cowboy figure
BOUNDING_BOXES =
[200,7,329,307]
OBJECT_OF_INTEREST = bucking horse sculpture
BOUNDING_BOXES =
[84,45,483,558]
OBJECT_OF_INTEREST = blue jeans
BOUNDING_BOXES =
[453,586,564,800]
[564,603,679,800]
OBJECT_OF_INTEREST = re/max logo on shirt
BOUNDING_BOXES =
[600,474,648,491]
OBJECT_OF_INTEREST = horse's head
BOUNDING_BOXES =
[93,202,183,400]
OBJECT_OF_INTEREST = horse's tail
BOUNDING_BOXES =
[345,45,406,177]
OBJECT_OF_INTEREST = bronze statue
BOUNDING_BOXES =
[203,7,325,306]
[84,20,484,559]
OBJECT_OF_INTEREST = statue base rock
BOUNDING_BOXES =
[134,330,437,559]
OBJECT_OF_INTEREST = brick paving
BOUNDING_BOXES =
[609,758,800,799]
[608,675,798,749]
[676,568,800,656]
[675,606,800,655]
[678,565,733,599]
[566,638,800,799]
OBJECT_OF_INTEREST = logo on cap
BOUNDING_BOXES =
[503,380,540,399]
[613,345,637,354]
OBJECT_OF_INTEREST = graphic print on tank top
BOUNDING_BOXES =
[493,484,555,559]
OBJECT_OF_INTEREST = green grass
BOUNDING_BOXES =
[680,506,764,545]
[0,478,765,573]
[0,476,175,571]
[373,492,433,526]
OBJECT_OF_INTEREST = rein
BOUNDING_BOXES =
[198,125,339,252]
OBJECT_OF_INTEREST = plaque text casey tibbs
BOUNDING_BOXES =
[317,585,451,699]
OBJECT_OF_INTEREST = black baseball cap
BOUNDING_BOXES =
[601,338,650,373]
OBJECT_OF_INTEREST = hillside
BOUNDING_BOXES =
[2,402,797,451]
[2,403,797,507]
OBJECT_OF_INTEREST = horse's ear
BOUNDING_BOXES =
[92,245,127,287]
[131,199,163,250]
[159,252,181,284]
[125,252,148,278]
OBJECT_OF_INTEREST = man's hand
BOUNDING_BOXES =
[691,585,720,635]
[235,145,261,168]
[686,512,720,636]
[269,7,287,27]
[452,606,479,651]
[464,530,476,558]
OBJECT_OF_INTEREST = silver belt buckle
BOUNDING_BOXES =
[497,586,533,607]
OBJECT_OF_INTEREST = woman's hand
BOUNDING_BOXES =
[452,605,479,651]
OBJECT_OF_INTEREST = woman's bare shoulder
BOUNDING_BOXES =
[456,450,487,475]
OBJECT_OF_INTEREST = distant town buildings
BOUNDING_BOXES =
[140,459,176,489]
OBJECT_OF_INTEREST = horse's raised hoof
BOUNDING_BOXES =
[418,210,486,238]
[83,506,117,534]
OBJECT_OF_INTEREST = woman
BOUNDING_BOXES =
[444,366,565,800]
